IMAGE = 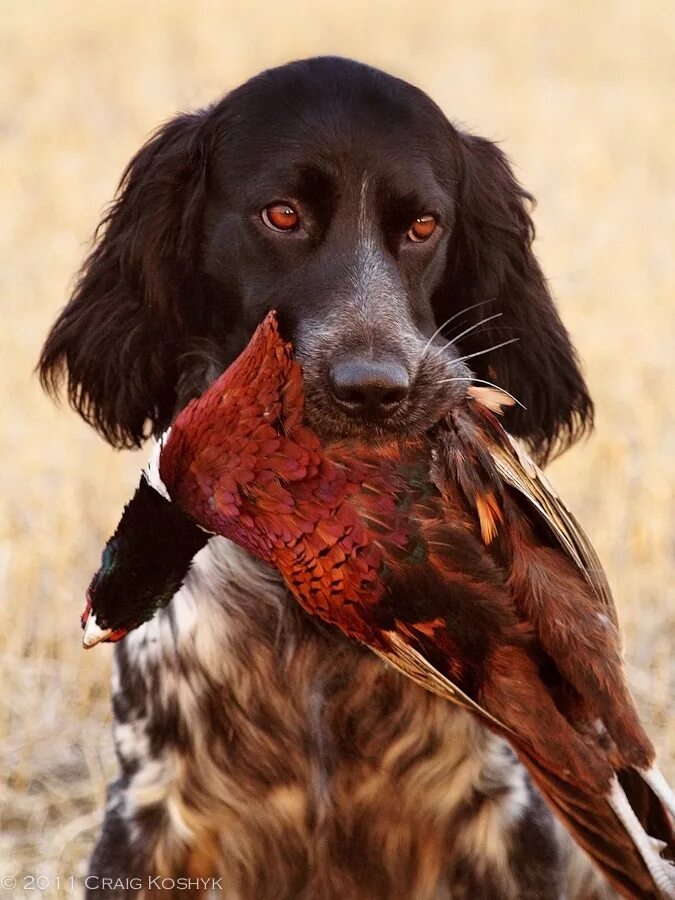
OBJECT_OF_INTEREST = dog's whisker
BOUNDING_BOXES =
[453,337,520,364]
[431,336,520,365]
[449,311,502,343]
[467,376,526,409]
[428,313,506,364]
[435,375,526,409]
[421,317,462,358]
[443,296,498,326]
[421,298,498,358]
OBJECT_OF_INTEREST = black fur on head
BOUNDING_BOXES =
[436,132,593,462]
[39,111,218,449]
[39,56,593,465]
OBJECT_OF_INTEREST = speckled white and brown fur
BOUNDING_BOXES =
[90,537,613,900]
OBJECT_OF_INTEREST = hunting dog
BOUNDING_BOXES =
[40,57,612,899]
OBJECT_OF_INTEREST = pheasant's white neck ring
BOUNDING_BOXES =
[144,429,172,501]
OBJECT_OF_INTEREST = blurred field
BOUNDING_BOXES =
[0,1,673,894]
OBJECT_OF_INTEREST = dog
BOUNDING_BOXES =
[40,57,613,899]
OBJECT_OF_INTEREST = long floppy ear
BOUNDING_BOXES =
[438,131,594,464]
[38,109,214,448]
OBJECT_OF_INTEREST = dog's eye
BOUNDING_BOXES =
[262,203,299,232]
[407,215,437,242]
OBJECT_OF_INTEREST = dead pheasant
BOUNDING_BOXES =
[82,312,675,898]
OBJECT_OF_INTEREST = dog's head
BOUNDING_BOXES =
[39,57,593,462]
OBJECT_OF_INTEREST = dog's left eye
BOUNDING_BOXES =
[407,215,437,242]
[262,203,300,232]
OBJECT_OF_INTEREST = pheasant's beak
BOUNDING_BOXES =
[82,613,113,648]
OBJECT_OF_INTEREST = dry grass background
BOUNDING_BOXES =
[0,1,673,895]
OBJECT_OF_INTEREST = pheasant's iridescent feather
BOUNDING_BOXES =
[158,312,675,900]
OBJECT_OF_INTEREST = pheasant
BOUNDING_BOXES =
[82,312,675,898]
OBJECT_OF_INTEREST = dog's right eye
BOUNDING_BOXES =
[261,203,299,232]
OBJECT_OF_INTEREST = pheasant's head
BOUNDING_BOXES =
[81,476,209,647]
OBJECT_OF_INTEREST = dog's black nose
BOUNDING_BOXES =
[329,355,410,417]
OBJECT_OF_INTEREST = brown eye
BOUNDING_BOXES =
[407,214,437,242]
[262,203,299,232]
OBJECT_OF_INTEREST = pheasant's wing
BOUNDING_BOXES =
[470,394,614,618]
[371,632,514,735]
[371,620,675,900]
[521,750,675,899]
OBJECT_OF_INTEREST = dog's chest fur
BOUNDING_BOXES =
[107,538,603,900]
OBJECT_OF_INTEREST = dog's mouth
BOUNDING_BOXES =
[302,362,473,441]
[180,330,475,442]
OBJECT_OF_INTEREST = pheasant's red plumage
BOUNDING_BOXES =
[156,313,675,898]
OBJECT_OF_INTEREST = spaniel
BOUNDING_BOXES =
[40,57,611,899]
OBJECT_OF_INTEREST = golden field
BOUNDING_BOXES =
[0,1,673,893]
